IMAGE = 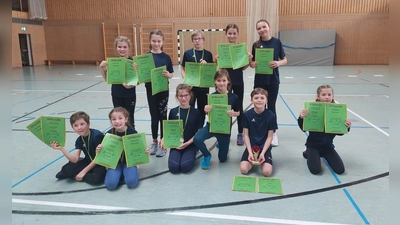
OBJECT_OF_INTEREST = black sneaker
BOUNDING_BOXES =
[55,171,67,179]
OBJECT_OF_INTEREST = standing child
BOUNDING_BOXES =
[96,107,150,190]
[249,19,287,147]
[239,88,277,177]
[99,36,137,128]
[50,111,106,185]
[134,29,174,158]
[193,69,240,170]
[161,84,202,174]
[298,85,351,175]
[181,29,214,126]
[214,24,251,146]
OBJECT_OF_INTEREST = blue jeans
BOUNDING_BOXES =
[104,162,138,190]
[193,123,231,162]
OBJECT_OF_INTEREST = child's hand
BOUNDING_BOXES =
[227,109,236,117]
[247,52,253,62]
[204,105,212,113]
[96,144,103,153]
[345,119,352,128]
[75,171,85,181]
[248,153,255,162]
[162,70,173,79]
[299,109,309,118]
[249,61,257,68]
[176,142,189,150]
[199,59,207,64]
[122,83,135,89]
[258,154,266,164]
[50,142,62,150]
[99,60,108,71]
[213,55,219,62]
[133,62,138,70]
[145,148,151,155]
[268,61,279,68]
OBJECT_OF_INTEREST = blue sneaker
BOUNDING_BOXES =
[200,155,211,170]
[237,133,244,146]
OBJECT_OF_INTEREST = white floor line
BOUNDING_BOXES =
[12,198,133,210]
[12,90,28,95]
[167,212,351,225]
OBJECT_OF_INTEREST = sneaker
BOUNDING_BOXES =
[237,133,244,146]
[200,155,211,170]
[55,171,67,179]
[150,142,158,155]
[271,133,279,147]
[155,145,166,157]
[302,149,307,159]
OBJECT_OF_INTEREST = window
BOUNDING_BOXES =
[12,0,28,12]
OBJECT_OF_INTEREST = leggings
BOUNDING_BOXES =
[193,123,231,162]
[190,89,208,126]
[104,162,139,190]
[60,159,106,185]
[253,83,279,130]
[306,147,345,175]
[112,96,136,128]
[231,85,244,133]
[145,85,169,139]
[168,144,197,174]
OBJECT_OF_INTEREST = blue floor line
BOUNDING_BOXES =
[12,91,64,106]
[278,93,370,224]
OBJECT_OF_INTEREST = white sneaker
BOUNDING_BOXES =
[150,142,158,155]
[271,133,279,147]
[155,145,166,157]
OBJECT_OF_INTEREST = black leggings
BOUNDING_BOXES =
[231,85,244,133]
[60,159,106,185]
[253,83,279,130]
[190,90,208,125]
[145,85,169,139]
[112,96,136,128]
[306,147,345,175]
[168,144,197,174]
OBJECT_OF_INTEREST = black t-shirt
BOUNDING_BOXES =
[243,108,277,150]
[75,128,104,162]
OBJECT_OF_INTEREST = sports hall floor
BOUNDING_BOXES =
[12,64,389,225]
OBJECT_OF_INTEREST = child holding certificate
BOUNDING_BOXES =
[99,36,137,129]
[134,30,174,158]
[96,107,151,190]
[249,19,287,147]
[298,85,351,175]
[161,84,202,173]
[193,69,240,170]
[181,29,214,126]
[239,88,277,177]
[50,111,106,185]
[214,24,252,146]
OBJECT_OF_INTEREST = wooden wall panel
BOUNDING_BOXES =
[280,0,389,15]
[12,11,29,19]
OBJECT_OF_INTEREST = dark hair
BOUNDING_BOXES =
[114,36,131,56]
[70,111,90,126]
[149,29,164,51]
[108,107,132,130]
[316,84,335,103]
[175,83,192,98]
[214,69,232,91]
[225,24,239,33]
[250,88,268,99]
[255,19,271,48]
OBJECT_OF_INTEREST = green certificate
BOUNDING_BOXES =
[229,43,249,70]
[199,63,217,87]
[325,103,348,134]
[303,102,325,132]
[125,58,138,85]
[122,132,149,167]
[258,177,283,195]
[217,43,233,68]
[207,94,228,105]
[255,48,274,74]
[94,133,123,169]
[183,62,200,86]
[41,116,66,147]
[106,57,126,84]
[27,117,45,145]
[232,176,256,192]
[134,53,155,84]
[209,104,231,134]
[151,66,168,95]
[162,120,183,148]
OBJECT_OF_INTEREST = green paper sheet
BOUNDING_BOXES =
[255,48,274,74]
[134,54,155,84]
[209,104,231,134]
[106,57,126,84]
[258,177,283,195]
[94,133,123,169]
[122,132,149,167]
[183,62,200,86]
[125,58,138,85]
[27,117,45,144]
[151,66,168,95]
[232,176,257,192]
[303,102,325,132]
[162,120,183,148]
[229,43,249,70]
[217,43,233,68]
[199,63,217,87]
[325,103,348,134]
[207,94,228,105]
[41,116,66,147]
